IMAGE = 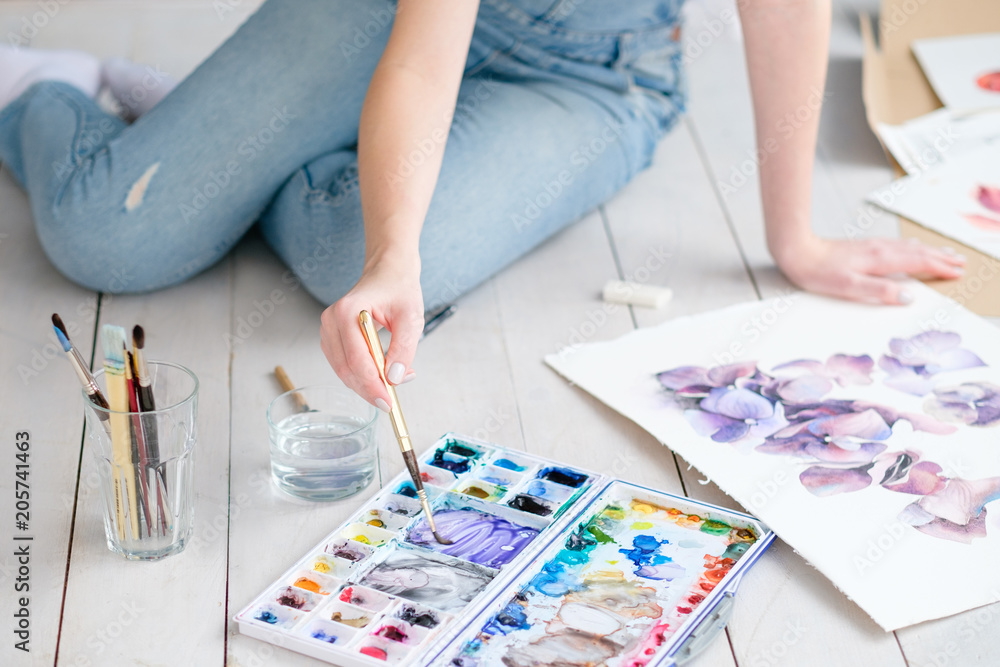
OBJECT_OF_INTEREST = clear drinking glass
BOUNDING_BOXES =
[267,384,378,502]
[83,362,198,560]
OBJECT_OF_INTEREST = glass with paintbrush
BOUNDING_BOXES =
[74,323,199,560]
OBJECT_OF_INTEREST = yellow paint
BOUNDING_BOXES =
[631,521,654,530]
[313,560,331,573]
[352,535,372,545]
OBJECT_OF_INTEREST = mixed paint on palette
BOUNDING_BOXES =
[447,489,757,667]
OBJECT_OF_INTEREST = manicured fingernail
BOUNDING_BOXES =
[955,254,967,262]
[953,267,965,276]
[943,246,958,254]
[375,398,390,412]
[399,370,417,385]
[898,290,913,305]
[387,362,405,384]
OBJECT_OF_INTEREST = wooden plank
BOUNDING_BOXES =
[0,164,99,666]
[56,258,233,666]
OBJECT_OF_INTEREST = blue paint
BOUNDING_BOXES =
[311,629,338,643]
[482,601,530,635]
[492,458,527,472]
[619,535,684,581]
[54,326,71,352]
[537,466,588,488]
[254,609,279,624]
[395,482,418,498]
[431,450,472,474]
[523,479,572,503]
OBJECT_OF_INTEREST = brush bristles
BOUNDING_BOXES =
[101,325,127,371]
[54,325,72,352]
[132,325,145,350]
[52,313,68,337]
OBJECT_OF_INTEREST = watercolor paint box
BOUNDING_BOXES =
[235,434,774,666]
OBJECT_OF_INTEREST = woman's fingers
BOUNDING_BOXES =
[839,273,911,305]
[383,306,424,386]
[860,239,965,278]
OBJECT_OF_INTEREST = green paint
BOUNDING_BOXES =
[700,519,731,536]
[587,525,615,544]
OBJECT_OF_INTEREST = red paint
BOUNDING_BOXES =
[339,587,353,603]
[420,472,432,482]
[688,594,704,605]
[359,646,388,660]
[976,71,1000,92]
[676,606,692,614]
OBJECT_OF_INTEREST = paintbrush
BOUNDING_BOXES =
[102,325,140,540]
[358,310,452,545]
[274,365,312,412]
[52,314,111,436]
[125,350,154,537]
[133,326,171,535]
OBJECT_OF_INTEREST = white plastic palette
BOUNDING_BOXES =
[235,434,774,666]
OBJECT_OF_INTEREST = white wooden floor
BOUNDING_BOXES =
[2,1,998,666]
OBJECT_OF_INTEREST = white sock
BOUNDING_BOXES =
[100,58,177,121]
[0,46,101,111]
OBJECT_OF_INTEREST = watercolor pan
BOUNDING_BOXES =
[476,465,523,488]
[357,509,411,532]
[236,433,773,666]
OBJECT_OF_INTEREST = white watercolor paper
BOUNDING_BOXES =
[545,283,1000,630]
[867,144,1000,260]
[912,33,1000,112]
[876,107,1000,175]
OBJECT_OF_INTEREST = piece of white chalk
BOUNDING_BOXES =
[602,280,673,309]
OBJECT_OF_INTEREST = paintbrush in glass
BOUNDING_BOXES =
[52,313,111,436]
[102,324,140,540]
[133,326,172,534]
[358,310,452,545]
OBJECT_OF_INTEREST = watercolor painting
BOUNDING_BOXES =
[876,107,1000,175]
[545,284,1000,630]
[444,484,759,667]
[867,144,1000,261]
[912,33,1000,111]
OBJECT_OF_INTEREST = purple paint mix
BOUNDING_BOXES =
[406,509,540,568]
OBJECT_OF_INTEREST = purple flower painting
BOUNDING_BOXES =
[657,331,997,544]
[924,382,1000,427]
[879,331,985,396]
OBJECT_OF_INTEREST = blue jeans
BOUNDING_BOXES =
[0,0,686,309]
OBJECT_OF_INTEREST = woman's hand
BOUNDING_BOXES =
[774,235,966,305]
[320,256,423,411]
